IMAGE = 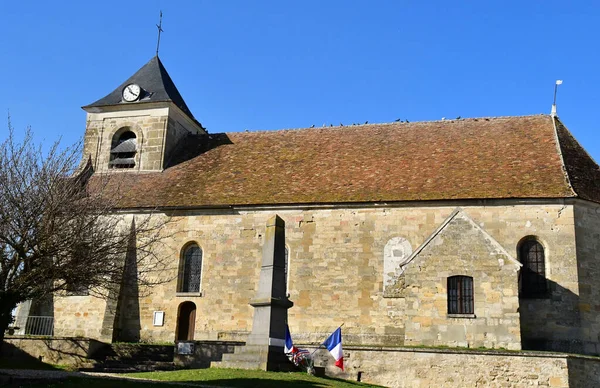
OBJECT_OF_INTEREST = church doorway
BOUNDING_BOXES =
[176,301,196,341]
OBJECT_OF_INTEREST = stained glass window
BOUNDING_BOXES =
[519,239,547,298]
[179,244,202,293]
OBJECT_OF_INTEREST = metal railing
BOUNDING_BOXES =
[23,316,54,336]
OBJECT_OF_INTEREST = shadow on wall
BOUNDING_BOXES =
[1,338,108,367]
[164,133,233,168]
[567,356,600,387]
[519,277,583,354]
[113,219,141,342]
[0,341,61,368]
[30,293,54,319]
[573,204,600,357]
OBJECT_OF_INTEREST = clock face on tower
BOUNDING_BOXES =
[122,83,142,102]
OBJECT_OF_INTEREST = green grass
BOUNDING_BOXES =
[130,368,382,387]
[1,367,383,387]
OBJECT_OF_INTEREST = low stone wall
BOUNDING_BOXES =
[304,345,600,388]
[6,337,600,387]
[2,337,107,366]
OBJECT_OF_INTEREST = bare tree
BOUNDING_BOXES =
[0,120,174,344]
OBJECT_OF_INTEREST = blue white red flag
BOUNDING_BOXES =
[323,327,344,371]
[285,325,313,369]
[292,348,311,366]
[284,325,298,355]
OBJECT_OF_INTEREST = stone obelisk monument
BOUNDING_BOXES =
[214,215,294,371]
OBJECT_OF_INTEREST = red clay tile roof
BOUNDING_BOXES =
[97,114,600,208]
[555,118,600,203]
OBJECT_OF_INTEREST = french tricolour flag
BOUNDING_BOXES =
[323,327,344,371]
[284,325,298,354]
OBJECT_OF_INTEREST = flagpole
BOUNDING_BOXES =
[310,323,344,356]
[309,344,324,357]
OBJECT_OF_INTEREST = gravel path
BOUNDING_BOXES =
[0,368,227,387]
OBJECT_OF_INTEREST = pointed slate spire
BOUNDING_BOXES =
[83,56,198,124]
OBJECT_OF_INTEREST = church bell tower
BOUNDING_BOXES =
[81,56,206,173]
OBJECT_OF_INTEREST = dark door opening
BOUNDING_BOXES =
[176,301,196,341]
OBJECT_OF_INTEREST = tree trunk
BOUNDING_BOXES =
[0,296,19,354]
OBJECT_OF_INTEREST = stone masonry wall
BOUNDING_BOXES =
[566,356,600,387]
[518,202,581,353]
[53,295,108,338]
[401,211,521,349]
[2,337,105,367]
[308,346,591,388]
[163,106,204,168]
[54,203,581,351]
[574,201,600,355]
[84,107,170,172]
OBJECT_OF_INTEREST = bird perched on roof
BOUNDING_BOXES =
[456,116,461,120]
[395,118,401,122]
[365,121,368,124]
[310,124,315,128]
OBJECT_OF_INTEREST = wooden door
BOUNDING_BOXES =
[176,302,196,341]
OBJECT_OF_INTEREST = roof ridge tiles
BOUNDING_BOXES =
[223,113,551,135]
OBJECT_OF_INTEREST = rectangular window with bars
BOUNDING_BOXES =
[447,276,474,315]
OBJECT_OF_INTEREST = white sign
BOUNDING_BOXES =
[153,311,165,326]
[269,337,285,347]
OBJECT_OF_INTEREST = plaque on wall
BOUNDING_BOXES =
[153,311,165,326]
[177,341,195,355]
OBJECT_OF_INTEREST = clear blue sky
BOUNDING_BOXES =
[2,1,599,162]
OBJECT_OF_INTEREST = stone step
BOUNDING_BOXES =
[93,344,175,363]
[211,360,266,370]
[93,367,148,373]
[221,352,272,362]
[100,359,172,366]
[104,354,173,362]
[226,344,275,354]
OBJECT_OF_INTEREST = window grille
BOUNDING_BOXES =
[519,239,547,298]
[180,244,202,293]
[447,276,474,314]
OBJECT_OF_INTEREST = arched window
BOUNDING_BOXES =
[447,276,474,314]
[109,130,137,169]
[519,238,547,298]
[178,244,203,293]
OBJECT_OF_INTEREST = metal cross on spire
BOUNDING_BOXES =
[155,11,164,56]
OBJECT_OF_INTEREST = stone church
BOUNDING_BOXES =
[24,55,600,362]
